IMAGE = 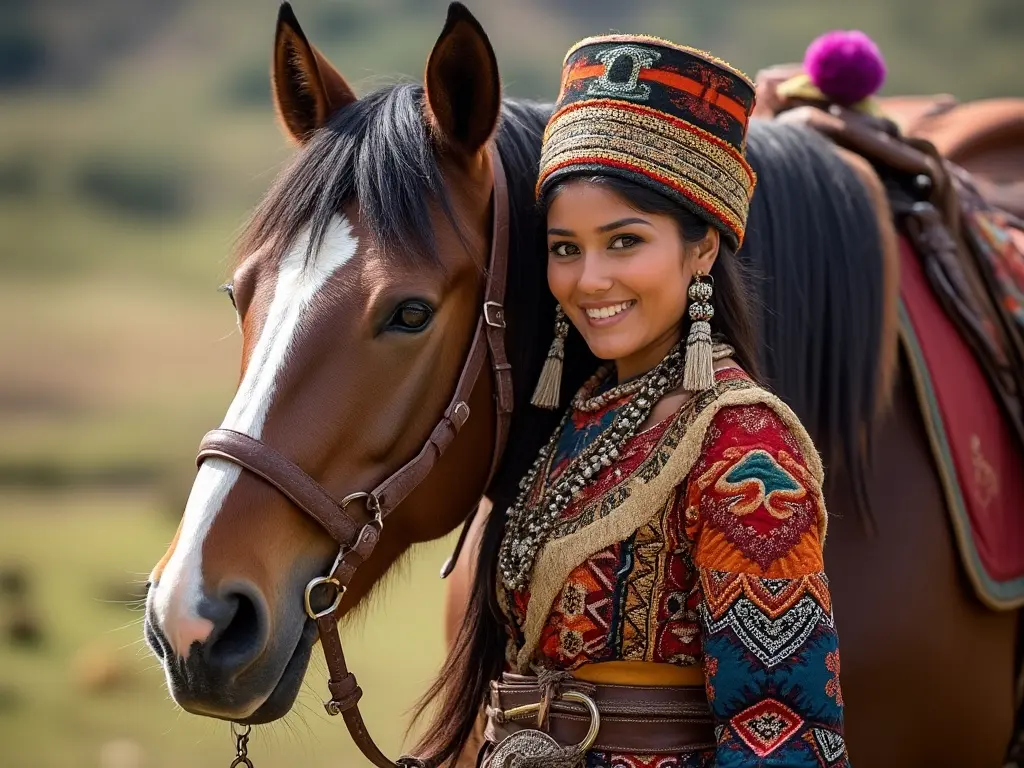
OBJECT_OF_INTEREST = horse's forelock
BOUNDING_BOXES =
[236,84,455,275]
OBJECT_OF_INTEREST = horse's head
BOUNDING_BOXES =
[144,2,517,723]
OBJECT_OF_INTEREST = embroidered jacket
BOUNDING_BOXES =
[498,368,849,767]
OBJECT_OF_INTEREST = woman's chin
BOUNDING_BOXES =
[579,326,637,361]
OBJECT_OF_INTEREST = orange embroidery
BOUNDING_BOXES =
[825,650,843,706]
[704,655,719,701]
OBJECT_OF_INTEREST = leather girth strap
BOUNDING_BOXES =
[195,145,513,768]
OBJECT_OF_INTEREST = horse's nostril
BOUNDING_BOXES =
[203,586,268,675]
[145,613,169,661]
[215,592,258,655]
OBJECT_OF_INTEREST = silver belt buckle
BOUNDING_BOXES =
[487,691,600,768]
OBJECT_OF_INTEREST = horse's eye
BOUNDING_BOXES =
[388,301,433,332]
[219,283,236,309]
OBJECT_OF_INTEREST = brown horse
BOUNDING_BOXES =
[143,4,1020,766]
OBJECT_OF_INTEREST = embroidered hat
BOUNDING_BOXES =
[537,35,758,248]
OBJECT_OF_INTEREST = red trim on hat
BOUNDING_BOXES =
[561,63,750,126]
[548,99,756,185]
[539,154,745,245]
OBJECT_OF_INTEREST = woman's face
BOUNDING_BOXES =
[546,180,719,379]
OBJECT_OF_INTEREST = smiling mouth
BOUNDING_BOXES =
[583,300,636,326]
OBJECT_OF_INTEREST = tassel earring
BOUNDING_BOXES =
[531,305,569,409]
[683,271,715,392]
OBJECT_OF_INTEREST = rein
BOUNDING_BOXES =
[195,146,513,768]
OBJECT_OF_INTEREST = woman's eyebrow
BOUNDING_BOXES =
[547,217,653,237]
[597,217,651,232]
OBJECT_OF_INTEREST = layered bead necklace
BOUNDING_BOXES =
[499,342,687,592]
[498,342,736,592]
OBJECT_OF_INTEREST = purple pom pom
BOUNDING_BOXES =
[804,30,886,105]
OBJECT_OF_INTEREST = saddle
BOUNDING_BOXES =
[755,73,1024,453]
[755,72,1024,609]
[882,96,1024,220]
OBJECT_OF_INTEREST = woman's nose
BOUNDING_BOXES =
[576,252,614,294]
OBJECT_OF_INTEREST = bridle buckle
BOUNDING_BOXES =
[483,301,506,328]
[304,575,346,620]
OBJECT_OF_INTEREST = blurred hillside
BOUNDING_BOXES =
[0,1,1020,766]
[2,0,1021,281]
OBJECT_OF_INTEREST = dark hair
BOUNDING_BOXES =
[540,173,762,383]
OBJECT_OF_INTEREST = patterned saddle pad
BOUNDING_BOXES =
[899,234,1024,609]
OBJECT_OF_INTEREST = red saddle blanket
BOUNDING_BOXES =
[899,235,1024,609]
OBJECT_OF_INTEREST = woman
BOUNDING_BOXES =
[418,36,848,768]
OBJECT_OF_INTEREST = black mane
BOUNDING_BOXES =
[741,119,883,511]
[240,83,466,264]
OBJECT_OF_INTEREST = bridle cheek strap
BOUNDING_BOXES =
[195,146,512,768]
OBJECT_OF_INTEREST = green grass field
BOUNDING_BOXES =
[0,490,455,768]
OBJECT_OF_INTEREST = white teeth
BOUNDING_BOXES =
[585,301,633,320]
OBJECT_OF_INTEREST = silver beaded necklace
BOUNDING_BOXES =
[498,342,687,592]
[570,365,641,413]
[572,343,735,414]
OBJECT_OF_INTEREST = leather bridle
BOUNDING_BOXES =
[195,146,514,768]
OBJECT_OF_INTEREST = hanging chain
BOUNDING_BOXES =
[230,723,254,768]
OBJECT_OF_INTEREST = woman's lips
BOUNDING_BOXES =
[582,299,636,328]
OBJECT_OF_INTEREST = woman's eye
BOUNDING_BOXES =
[550,242,579,258]
[388,301,433,332]
[219,283,236,309]
[610,234,640,250]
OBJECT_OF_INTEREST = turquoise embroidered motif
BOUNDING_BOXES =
[716,449,805,519]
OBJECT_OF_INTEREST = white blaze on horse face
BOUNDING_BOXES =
[151,216,359,659]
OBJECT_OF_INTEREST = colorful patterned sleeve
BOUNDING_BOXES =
[684,403,849,767]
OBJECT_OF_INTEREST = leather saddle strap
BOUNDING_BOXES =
[196,429,362,544]
[309,517,437,768]
[317,613,400,768]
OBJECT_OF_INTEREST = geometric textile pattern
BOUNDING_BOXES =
[499,368,848,766]
[730,699,804,757]
[584,749,717,768]
[699,592,834,668]
[810,727,848,765]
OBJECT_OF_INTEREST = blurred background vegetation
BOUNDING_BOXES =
[0,0,1019,766]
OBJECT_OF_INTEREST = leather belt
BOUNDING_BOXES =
[485,673,716,756]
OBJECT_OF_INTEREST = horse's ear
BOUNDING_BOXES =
[424,2,501,160]
[272,2,357,144]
